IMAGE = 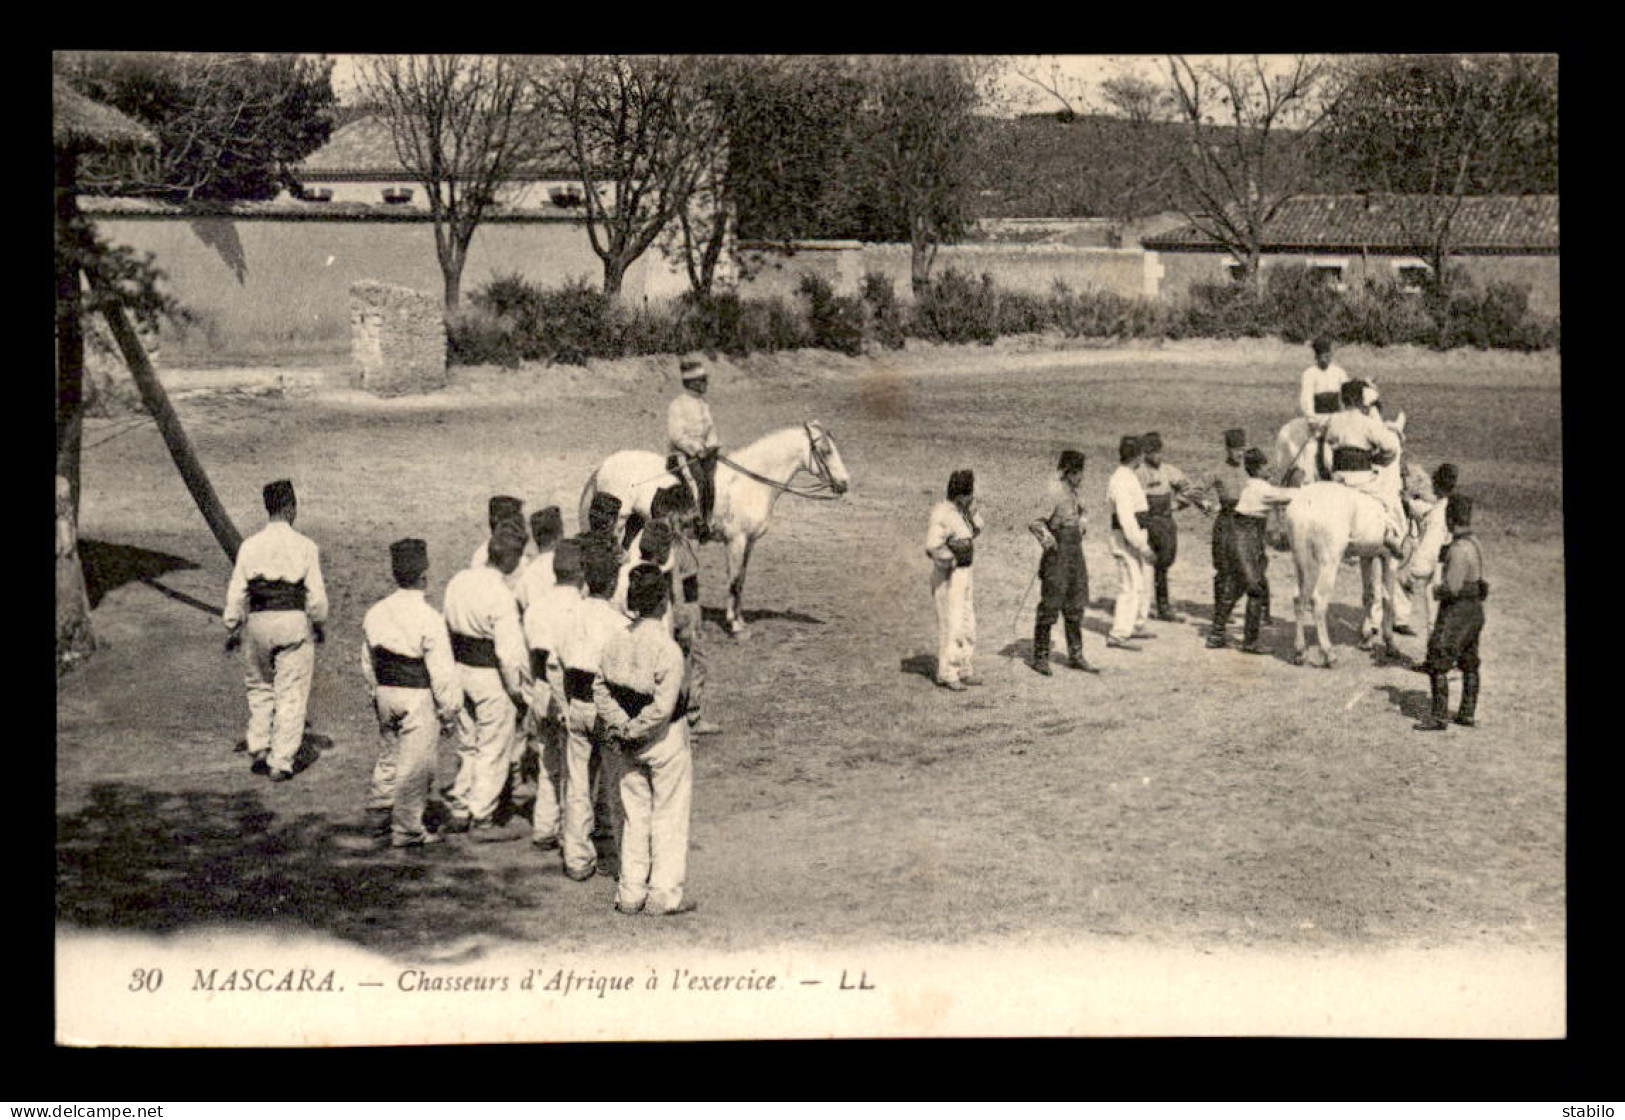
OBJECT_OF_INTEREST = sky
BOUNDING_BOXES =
[320,54,1314,114]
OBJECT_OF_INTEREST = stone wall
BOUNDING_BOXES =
[349,281,447,396]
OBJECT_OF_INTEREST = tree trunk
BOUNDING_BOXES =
[96,292,244,562]
[910,237,937,299]
[602,257,627,299]
[56,153,85,517]
[441,253,464,312]
[56,474,95,673]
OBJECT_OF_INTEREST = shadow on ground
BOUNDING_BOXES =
[899,652,938,679]
[1377,684,1433,723]
[701,606,825,630]
[79,539,201,610]
[55,782,549,954]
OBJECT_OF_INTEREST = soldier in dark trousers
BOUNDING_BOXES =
[1213,449,1295,653]
[1194,430,1248,648]
[1135,432,1194,622]
[1029,449,1097,675]
[1414,495,1486,731]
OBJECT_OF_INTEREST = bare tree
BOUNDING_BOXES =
[1008,55,1089,119]
[1165,54,1337,286]
[360,54,542,310]
[1319,53,1558,296]
[848,55,982,297]
[1100,74,1173,124]
[535,55,723,299]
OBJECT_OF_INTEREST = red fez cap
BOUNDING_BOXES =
[390,538,429,584]
[552,538,583,581]
[626,563,669,617]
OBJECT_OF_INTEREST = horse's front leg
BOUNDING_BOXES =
[725,533,754,637]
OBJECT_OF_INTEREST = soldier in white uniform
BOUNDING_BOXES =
[595,564,698,916]
[361,539,463,849]
[223,479,328,782]
[923,469,984,690]
[551,541,631,881]
[1323,380,1407,559]
[517,506,564,616]
[1106,437,1156,650]
[441,520,532,841]
[522,538,584,852]
[667,357,721,541]
[1299,337,1350,434]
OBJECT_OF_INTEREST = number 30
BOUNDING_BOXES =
[128,968,163,992]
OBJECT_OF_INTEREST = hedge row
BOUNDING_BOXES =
[447,265,1557,368]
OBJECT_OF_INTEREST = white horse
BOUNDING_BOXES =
[1281,413,1410,668]
[579,421,851,636]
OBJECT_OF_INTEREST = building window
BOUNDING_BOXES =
[302,187,333,203]
[549,186,585,209]
[382,187,414,205]
[1307,257,1348,292]
[1391,258,1432,294]
[1225,258,1248,283]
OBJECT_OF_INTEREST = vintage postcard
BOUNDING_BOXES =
[54,52,1563,1045]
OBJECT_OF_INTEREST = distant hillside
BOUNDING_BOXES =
[966,113,1356,221]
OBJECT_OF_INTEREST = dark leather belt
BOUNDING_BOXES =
[530,648,549,681]
[373,646,431,689]
[1234,513,1267,526]
[682,575,700,604]
[1313,392,1340,415]
[450,631,499,668]
[564,668,595,703]
[248,578,307,612]
[1332,446,1374,472]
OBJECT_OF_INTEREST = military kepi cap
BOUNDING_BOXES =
[1141,431,1163,454]
[488,494,523,524]
[530,506,563,543]
[390,538,429,584]
[488,519,529,568]
[947,469,975,500]
[1224,428,1246,449]
[579,538,621,594]
[1058,449,1085,474]
[639,520,674,563]
[627,563,669,617]
[263,479,296,514]
[552,538,584,581]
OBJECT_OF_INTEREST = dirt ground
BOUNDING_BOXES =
[56,337,1565,963]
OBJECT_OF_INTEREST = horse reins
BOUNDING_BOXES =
[715,424,844,501]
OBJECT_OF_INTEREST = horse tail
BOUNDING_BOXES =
[578,467,600,536]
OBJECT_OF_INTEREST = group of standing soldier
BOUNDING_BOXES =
[219,359,732,917]
[923,339,1489,733]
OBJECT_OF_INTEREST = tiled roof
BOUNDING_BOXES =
[1143,194,1559,253]
[297,116,574,180]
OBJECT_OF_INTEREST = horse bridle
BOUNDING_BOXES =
[714,422,843,501]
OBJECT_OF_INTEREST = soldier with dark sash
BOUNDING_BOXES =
[470,495,533,605]
[223,479,329,783]
[668,356,721,542]
[594,563,698,916]
[1299,337,1349,435]
[361,539,463,849]
[1029,449,1098,676]
[1192,429,1249,648]
[551,539,631,881]
[1324,379,1407,560]
[517,506,564,618]
[1212,449,1295,653]
[441,519,532,841]
[1135,431,1194,623]
[522,538,585,852]
[1414,495,1487,732]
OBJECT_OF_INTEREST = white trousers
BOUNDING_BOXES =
[447,665,515,824]
[615,719,693,913]
[1109,530,1150,640]
[242,610,314,772]
[527,689,565,841]
[561,699,607,876]
[368,685,439,843]
[930,563,975,683]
